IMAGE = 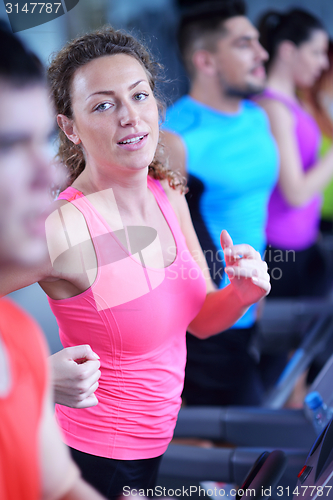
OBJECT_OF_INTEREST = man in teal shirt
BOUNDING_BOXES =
[163,0,279,405]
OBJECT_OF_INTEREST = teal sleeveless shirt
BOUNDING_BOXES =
[164,96,279,328]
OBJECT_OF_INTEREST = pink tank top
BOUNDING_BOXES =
[48,176,206,460]
[257,89,321,250]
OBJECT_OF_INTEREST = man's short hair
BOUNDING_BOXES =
[0,21,44,87]
[177,0,246,77]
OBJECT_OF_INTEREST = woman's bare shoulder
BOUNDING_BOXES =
[258,97,294,125]
[45,197,92,269]
[158,178,188,227]
[159,178,185,204]
[45,198,88,236]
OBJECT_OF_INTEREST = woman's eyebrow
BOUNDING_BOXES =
[129,79,145,90]
[86,80,145,100]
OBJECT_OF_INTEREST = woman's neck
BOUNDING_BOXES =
[266,63,296,99]
[72,164,152,222]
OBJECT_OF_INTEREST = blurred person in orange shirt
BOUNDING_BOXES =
[0,23,106,500]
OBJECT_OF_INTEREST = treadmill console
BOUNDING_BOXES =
[293,419,333,499]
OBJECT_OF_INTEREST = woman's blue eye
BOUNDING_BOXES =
[95,102,112,112]
[134,92,148,101]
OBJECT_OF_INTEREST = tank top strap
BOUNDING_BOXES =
[57,186,84,202]
[57,186,114,239]
[147,176,184,243]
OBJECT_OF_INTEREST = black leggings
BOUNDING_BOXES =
[183,325,266,406]
[70,447,162,499]
[265,243,333,298]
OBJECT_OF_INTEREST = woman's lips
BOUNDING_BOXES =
[117,133,148,151]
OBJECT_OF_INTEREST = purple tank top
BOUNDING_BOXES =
[259,89,321,250]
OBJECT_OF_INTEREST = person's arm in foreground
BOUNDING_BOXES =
[0,257,101,409]
[39,384,106,500]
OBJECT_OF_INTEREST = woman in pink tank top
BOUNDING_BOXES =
[257,9,333,297]
[22,27,270,498]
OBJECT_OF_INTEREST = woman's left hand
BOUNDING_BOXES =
[221,230,271,306]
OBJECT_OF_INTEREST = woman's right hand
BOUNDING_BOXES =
[49,345,101,408]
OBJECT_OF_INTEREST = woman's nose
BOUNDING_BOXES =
[119,102,139,127]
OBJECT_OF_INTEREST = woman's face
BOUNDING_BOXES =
[292,29,329,88]
[64,54,159,177]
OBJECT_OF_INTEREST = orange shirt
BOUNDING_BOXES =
[0,298,48,500]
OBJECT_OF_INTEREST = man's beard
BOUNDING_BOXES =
[217,71,266,99]
[225,83,265,99]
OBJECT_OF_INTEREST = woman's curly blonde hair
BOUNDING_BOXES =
[48,26,186,192]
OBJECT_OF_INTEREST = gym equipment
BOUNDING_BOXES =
[262,313,333,409]
[158,444,303,490]
[231,417,333,499]
[172,350,333,449]
[157,309,333,496]
[236,450,287,499]
[292,419,333,499]
[172,312,333,450]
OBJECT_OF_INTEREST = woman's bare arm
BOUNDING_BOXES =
[0,257,55,298]
[161,181,270,339]
[0,199,76,298]
[259,98,333,207]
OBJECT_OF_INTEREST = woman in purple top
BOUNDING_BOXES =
[257,9,333,297]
